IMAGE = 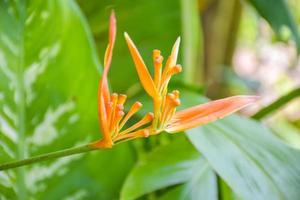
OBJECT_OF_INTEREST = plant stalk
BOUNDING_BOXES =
[180,0,203,85]
[252,87,300,120]
[0,143,101,171]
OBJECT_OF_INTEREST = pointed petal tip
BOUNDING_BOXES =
[111,9,115,16]
[109,10,116,29]
[168,36,181,67]
[123,32,157,98]
[175,36,181,44]
[124,32,133,45]
[236,95,260,104]
[124,32,129,39]
[174,37,180,48]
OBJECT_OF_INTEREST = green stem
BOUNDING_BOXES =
[180,0,203,85]
[252,87,300,120]
[0,143,99,171]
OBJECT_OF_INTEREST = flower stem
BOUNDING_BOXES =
[0,143,101,171]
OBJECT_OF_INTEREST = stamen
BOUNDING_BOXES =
[153,49,163,87]
[168,65,182,76]
[110,104,124,132]
[164,98,180,124]
[115,129,150,142]
[112,110,125,138]
[106,101,113,118]
[118,94,127,105]
[172,90,180,99]
[161,56,172,87]
[160,94,175,127]
[108,93,118,131]
[119,101,143,130]
[160,65,182,94]
[120,112,154,135]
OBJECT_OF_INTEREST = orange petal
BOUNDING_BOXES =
[97,11,116,145]
[165,95,258,133]
[102,11,117,106]
[104,10,117,73]
[98,94,112,144]
[124,32,157,98]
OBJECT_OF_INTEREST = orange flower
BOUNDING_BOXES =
[92,11,257,149]
[93,12,153,148]
[124,33,258,135]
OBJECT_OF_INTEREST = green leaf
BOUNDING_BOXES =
[128,87,300,200]
[159,160,217,200]
[121,136,203,200]
[187,115,300,200]
[0,0,134,199]
[248,0,300,50]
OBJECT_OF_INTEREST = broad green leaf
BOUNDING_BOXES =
[0,0,134,199]
[159,160,217,200]
[128,86,300,200]
[38,145,135,200]
[248,0,300,50]
[188,115,300,200]
[121,136,202,200]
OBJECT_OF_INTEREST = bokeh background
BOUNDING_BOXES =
[1,0,300,199]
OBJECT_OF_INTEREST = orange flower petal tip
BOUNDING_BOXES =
[165,95,259,133]
[124,32,157,98]
[169,37,181,66]
[109,11,116,42]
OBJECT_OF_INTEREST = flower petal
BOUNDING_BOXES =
[165,95,258,133]
[169,37,180,67]
[104,10,116,73]
[124,32,157,98]
[102,11,117,104]
[97,11,116,146]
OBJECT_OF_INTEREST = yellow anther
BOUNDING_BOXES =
[169,65,182,76]
[172,90,180,98]
[118,94,127,105]
[153,49,163,88]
